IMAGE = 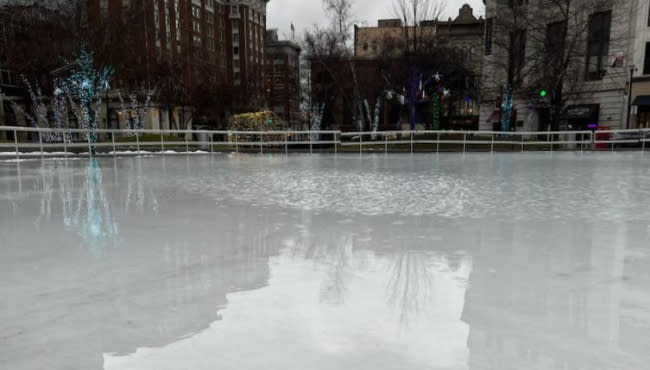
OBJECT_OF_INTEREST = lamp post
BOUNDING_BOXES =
[627,65,637,129]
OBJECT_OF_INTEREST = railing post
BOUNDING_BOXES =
[285,133,288,154]
[550,132,554,152]
[520,133,524,152]
[359,133,363,154]
[384,134,388,153]
[463,133,467,153]
[334,132,338,154]
[185,133,189,154]
[235,133,239,153]
[310,132,313,154]
[63,131,68,159]
[643,132,647,153]
[136,132,141,154]
[87,132,92,158]
[437,132,440,153]
[490,132,494,153]
[260,133,264,154]
[410,131,414,153]
[14,129,18,161]
[111,132,116,157]
[38,131,44,159]
[160,132,165,154]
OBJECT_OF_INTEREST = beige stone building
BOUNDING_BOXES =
[348,4,485,130]
[480,0,640,132]
[629,1,650,128]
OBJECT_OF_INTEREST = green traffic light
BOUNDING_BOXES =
[540,90,547,98]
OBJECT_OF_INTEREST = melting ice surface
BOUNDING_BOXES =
[0,153,649,370]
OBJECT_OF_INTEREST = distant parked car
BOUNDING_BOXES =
[612,131,649,148]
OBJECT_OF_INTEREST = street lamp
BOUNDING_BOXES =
[627,65,637,129]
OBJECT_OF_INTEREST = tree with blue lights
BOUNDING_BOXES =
[63,47,114,153]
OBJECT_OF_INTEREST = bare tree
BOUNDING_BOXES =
[304,0,364,130]
[393,0,445,56]
[391,0,446,130]
[484,0,630,132]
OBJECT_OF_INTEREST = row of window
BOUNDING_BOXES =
[484,10,614,81]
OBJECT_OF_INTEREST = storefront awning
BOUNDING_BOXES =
[632,95,650,107]
[561,104,599,120]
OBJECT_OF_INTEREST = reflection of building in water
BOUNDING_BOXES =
[461,220,650,370]
[288,212,473,323]
[1,194,284,370]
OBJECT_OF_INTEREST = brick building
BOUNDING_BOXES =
[0,0,269,132]
[264,29,300,129]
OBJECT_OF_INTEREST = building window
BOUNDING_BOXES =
[192,6,201,18]
[586,10,611,81]
[233,46,239,55]
[100,0,108,19]
[510,29,526,80]
[485,18,493,56]
[644,43,650,75]
[545,20,567,66]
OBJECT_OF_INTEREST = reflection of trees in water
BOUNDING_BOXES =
[292,212,355,306]
[318,235,353,305]
[28,158,165,257]
[29,159,119,256]
[386,249,435,324]
[124,158,159,214]
[69,159,119,257]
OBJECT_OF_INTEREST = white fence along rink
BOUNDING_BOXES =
[1,126,649,158]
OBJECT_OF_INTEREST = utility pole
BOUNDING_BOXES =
[626,65,637,129]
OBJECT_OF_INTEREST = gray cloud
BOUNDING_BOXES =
[267,0,485,41]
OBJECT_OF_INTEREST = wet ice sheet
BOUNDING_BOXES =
[1,153,649,370]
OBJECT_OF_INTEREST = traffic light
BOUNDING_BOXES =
[539,89,547,98]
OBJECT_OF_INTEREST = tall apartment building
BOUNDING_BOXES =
[1,0,269,131]
[226,0,268,110]
[480,0,640,132]
[86,0,268,128]
[265,29,301,129]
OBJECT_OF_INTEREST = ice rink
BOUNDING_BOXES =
[1,153,649,369]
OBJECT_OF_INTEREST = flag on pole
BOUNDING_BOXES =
[291,22,295,39]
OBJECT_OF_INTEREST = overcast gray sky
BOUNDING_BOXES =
[267,0,485,41]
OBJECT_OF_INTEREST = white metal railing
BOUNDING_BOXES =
[0,126,341,158]
[1,126,649,158]
[339,129,596,153]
